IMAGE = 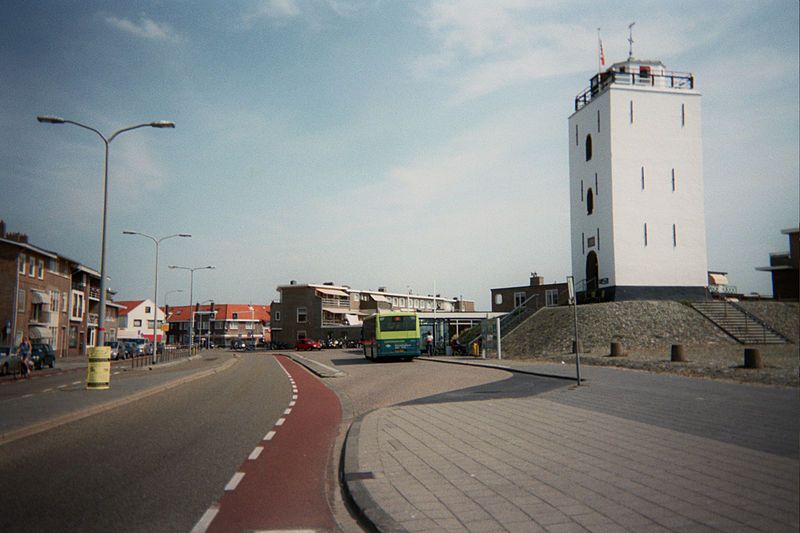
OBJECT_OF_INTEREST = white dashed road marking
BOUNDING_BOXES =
[284,408,292,415]
[224,472,245,491]
[189,504,219,533]
[249,446,264,460]
[264,430,276,441]
[275,418,285,426]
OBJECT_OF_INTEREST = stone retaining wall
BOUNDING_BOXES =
[502,300,737,357]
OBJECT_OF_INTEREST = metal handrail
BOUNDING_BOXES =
[575,69,694,110]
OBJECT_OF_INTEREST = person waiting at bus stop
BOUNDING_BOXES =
[424,331,433,355]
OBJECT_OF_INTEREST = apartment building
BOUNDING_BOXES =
[490,273,569,313]
[0,223,119,357]
[166,303,270,348]
[270,281,477,346]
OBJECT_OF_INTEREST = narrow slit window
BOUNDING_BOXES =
[597,110,600,132]
[641,167,645,190]
[673,224,677,246]
[644,223,648,246]
[585,134,593,161]
[671,168,676,191]
[630,100,634,123]
[575,124,579,146]
[580,180,584,201]
[596,228,600,250]
[595,173,598,195]
[582,232,585,254]
[681,104,685,127]
[586,189,594,215]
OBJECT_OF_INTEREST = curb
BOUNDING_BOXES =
[341,415,407,533]
[417,356,584,383]
[0,355,241,446]
[284,352,344,378]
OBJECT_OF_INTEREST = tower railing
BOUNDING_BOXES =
[575,69,694,111]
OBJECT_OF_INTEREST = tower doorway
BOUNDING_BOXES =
[586,251,599,293]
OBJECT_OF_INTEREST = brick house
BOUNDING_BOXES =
[166,303,270,348]
[756,228,799,300]
[490,273,569,313]
[116,299,167,342]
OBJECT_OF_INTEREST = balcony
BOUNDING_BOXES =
[88,287,100,300]
[575,68,694,111]
[88,313,99,326]
[321,297,350,309]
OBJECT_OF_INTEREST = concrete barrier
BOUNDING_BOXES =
[670,344,687,362]
[744,348,763,369]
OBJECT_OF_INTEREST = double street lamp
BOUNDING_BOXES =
[169,265,215,355]
[123,231,191,363]
[37,116,175,347]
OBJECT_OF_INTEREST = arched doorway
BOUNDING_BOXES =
[585,251,599,293]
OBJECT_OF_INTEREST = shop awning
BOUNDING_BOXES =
[345,314,361,326]
[29,326,51,339]
[31,290,49,304]
[141,333,164,341]
[317,288,349,298]
[371,294,389,303]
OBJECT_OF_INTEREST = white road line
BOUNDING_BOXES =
[264,430,276,441]
[21,394,33,399]
[275,418,286,426]
[190,504,219,533]
[224,472,245,491]
[283,408,292,415]
[249,446,264,460]
[57,384,67,389]
[289,401,296,407]
[71,381,81,386]
[43,388,53,393]
[292,394,298,400]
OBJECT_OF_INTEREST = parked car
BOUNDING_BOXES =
[30,343,56,369]
[231,339,246,351]
[295,338,322,351]
[123,341,142,358]
[0,350,20,376]
[107,341,127,360]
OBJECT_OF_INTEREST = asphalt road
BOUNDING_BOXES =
[0,353,291,533]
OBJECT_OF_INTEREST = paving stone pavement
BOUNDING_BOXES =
[343,364,799,532]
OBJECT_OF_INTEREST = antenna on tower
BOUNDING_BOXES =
[627,21,636,59]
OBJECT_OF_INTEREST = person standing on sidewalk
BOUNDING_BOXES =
[18,336,32,378]
[424,332,433,356]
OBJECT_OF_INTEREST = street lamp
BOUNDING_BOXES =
[123,231,191,363]
[37,115,175,347]
[169,265,214,355]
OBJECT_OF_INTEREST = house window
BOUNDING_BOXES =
[513,292,526,308]
[29,259,36,277]
[69,326,78,348]
[71,291,84,319]
[585,134,592,161]
[51,290,60,313]
[494,294,503,305]
[246,321,254,330]
[297,307,307,323]
[18,289,25,312]
[19,254,26,274]
[232,312,238,319]
[147,320,155,329]
[274,311,281,321]
[297,330,307,340]
[133,319,142,327]
[48,258,57,272]
[37,259,44,279]
[145,306,151,314]
[62,293,67,313]
[587,236,596,248]
[546,289,559,307]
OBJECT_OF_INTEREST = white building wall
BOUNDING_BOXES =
[569,70,707,292]
[117,299,167,340]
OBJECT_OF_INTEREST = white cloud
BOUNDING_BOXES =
[242,0,301,26]
[104,15,182,43]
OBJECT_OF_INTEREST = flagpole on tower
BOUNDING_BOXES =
[598,28,605,73]
[627,21,636,60]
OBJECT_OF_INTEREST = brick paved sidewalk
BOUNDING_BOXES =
[343,384,799,532]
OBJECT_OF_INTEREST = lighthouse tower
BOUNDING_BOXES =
[568,56,708,301]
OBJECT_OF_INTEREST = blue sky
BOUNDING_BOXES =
[2,0,798,309]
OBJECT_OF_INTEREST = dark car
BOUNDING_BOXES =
[30,343,56,369]
[295,338,321,351]
[231,339,246,351]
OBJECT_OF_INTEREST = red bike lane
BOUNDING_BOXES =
[202,355,342,533]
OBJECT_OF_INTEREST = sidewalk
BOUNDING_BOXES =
[343,358,799,532]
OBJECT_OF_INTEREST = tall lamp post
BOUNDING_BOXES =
[123,231,191,363]
[37,116,175,347]
[198,299,215,349]
[169,265,214,356]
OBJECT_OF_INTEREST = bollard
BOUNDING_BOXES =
[671,344,687,362]
[610,342,625,357]
[86,346,111,390]
[572,340,583,353]
[744,348,763,369]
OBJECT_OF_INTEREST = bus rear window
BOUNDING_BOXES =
[379,316,416,332]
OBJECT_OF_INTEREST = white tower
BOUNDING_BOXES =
[568,57,708,301]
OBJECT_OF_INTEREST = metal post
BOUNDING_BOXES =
[188,271,194,357]
[573,294,582,386]
[152,241,159,364]
[98,139,109,346]
[496,316,502,360]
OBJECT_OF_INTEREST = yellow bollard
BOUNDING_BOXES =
[86,346,111,390]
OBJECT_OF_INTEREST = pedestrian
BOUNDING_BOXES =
[18,336,32,378]
[425,331,433,356]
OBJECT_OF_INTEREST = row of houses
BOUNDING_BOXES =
[0,223,123,357]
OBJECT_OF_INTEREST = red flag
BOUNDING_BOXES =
[599,38,605,67]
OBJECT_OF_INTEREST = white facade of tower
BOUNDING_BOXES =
[568,59,708,300]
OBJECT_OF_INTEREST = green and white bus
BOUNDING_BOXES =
[361,312,420,361]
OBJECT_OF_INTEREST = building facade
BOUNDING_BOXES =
[0,223,119,357]
[166,303,270,348]
[756,228,799,300]
[270,281,476,346]
[491,273,569,313]
[569,57,708,301]
[116,299,167,342]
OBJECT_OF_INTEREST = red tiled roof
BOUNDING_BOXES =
[165,303,270,323]
[115,300,145,316]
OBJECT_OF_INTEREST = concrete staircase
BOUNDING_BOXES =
[691,302,788,344]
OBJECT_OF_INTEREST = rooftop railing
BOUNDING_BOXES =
[575,69,694,111]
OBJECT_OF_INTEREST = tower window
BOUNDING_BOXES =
[630,100,634,123]
[582,232,585,254]
[585,134,593,161]
[586,188,594,215]
[596,228,600,250]
[597,110,600,132]
[644,223,648,246]
[595,173,598,195]
[575,124,578,146]
[671,169,676,191]
[673,224,677,246]
[580,180,584,201]
[681,104,685,127]
[641,167,645,190]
